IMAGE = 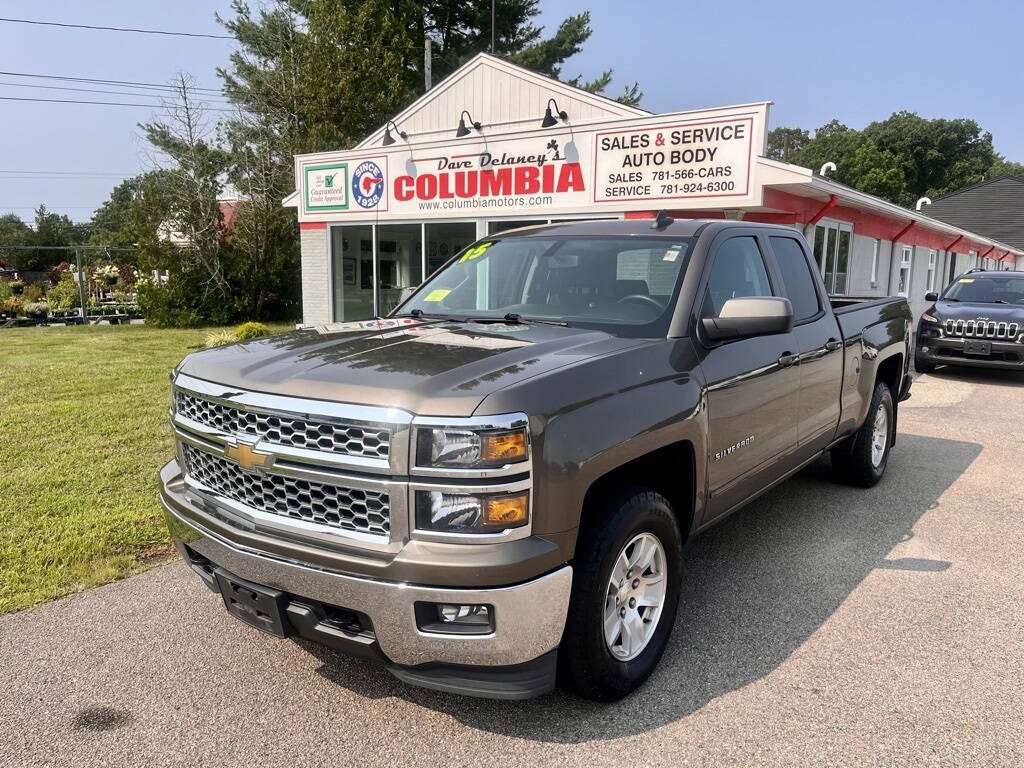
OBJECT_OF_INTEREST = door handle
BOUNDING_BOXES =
[778,352,799,367]
[825,338,843,352]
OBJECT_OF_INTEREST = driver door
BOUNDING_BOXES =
[695,231,801,523]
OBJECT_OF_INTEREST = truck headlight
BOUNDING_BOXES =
[416,425,528,468]
[415,490,529,533]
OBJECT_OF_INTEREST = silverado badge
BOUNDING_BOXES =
[225,440,274,473]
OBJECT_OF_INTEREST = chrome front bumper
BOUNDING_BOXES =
[161,465,572,670]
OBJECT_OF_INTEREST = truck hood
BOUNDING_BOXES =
[176,318,640,416]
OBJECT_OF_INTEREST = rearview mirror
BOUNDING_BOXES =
[924,291,939,302]
[702,297,794,341]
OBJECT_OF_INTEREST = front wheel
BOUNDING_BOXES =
[559,488,683,701]
[831,381,894,487]
[914,353,936,374]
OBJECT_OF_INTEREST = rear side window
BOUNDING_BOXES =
[702,236,773,318]
[771,236,821,322]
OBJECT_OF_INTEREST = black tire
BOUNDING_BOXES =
[831,381,894,487]
[559,487,683,701]
[914,353,936,374]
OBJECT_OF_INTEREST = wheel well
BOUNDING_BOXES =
[580,441,695,541]
[875,353,903,441]
[876,353,903,397]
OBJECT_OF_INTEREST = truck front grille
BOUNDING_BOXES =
[174,390,390,460]
[182,444,390,536]
[944,319,1020,341]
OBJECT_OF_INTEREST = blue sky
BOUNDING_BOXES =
[2,0,1022,221]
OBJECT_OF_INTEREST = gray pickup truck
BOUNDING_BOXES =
[161,217,913,701]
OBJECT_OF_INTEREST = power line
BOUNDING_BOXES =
[0,79,231,103]
[0,70,223,94]
[0,95,237,113]
[0,170,138,176]
[0,16,232,39]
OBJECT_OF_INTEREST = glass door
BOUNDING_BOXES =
[374,223,422,317]
[330,225,375,322]
[812,221,852,295]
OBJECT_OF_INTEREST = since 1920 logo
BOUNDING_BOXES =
[351,160,385,209]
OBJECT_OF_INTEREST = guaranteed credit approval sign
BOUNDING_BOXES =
[294,102,768,221]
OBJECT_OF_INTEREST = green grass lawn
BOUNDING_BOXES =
[0,324,288,614]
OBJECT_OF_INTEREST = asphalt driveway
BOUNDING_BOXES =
[2,368,1022,767]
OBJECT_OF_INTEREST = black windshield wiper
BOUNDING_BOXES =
[493,312,568,326]
[989,299,1011,304]
[393,310,469,322]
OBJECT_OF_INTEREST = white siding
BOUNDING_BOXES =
[301,227,330,324]
[355,54,646,148]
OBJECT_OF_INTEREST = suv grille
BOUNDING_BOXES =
[182,444,390,536]
[174,390,390,460]
[944,319,1020,341]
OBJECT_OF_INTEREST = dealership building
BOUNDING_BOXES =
[284,53,1023,325]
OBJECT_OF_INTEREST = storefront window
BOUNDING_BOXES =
[330,225,375,322]
[813,221,851,295]
[424,222,476,278]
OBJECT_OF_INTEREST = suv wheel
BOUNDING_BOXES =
[914,353,936,374]
[832,380,894,487]
[560,488,683,701]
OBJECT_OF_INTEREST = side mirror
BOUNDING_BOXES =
[702,297,794,341]
[924,291,939,302]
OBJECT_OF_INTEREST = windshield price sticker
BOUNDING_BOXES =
[594,118,754,203]
[424,289,451,302]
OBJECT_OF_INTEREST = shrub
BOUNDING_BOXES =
[22,282,45,303]
[9,280,24,295]
[234,321,270,341]
[203,329,237,348]
[46,274,81,311]
[136,281,200,328]
[2,296,23,316]
[23,301,49,320]
[0,280,11,301]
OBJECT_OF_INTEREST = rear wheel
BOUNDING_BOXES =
[560,488,683,701]
[831,381,894,487]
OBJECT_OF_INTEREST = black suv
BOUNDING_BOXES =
[916,269,1024,372]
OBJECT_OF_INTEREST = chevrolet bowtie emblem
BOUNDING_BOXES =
[225,440,274,472]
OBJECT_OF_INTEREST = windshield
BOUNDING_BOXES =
[397,235,694,336]
[943,275,1024,305]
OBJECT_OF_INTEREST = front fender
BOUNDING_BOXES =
[475,339,707,542]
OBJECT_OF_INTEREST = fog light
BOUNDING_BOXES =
[438,604,491,625]
[415,602,494,635]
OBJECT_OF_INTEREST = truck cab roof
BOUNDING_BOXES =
[492,217,802,240]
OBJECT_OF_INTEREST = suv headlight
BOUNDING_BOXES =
[920,312,938,323]
[415,421,529,468]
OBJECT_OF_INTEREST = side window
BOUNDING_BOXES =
[770,236,821,322]
[702,236,773,318]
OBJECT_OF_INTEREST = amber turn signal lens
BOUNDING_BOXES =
[483,493,529,527]
[480,430,528,463]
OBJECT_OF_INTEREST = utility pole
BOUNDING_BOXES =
[74,247,87,322]
[424,36,432,91]
[491,0,496,53]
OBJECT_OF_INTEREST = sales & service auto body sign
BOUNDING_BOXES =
[296,102,768,221]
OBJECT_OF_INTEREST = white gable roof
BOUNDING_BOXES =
[355,52,648,149]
